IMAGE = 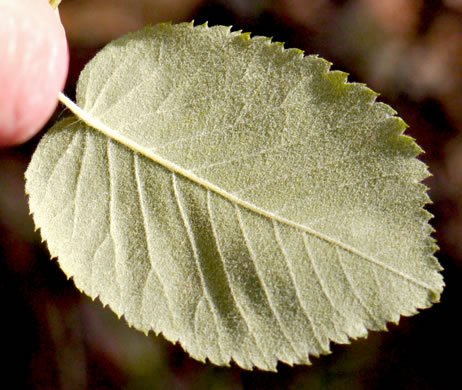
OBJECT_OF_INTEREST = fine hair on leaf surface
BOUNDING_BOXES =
[25,22,444,371]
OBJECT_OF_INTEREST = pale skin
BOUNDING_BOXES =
[0,0,68,147]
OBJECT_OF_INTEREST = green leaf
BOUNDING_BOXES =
[25,23,443,371]
[49,0,62,9]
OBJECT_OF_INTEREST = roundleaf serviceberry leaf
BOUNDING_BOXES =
[25,23,443,371]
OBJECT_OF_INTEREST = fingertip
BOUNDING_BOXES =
[0,0,69,148]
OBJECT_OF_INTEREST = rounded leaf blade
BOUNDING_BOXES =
[25,23,443,371]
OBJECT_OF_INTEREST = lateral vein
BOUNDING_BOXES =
[171,173,225,361]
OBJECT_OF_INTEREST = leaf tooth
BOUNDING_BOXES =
[284,47,305,60]
[229,354,253,371]
[325,69,349,85]
[272,40,286,51]
[206,23,233,33]
[384,115,424,157]
[252,34,274,46]
[240,31,252,40]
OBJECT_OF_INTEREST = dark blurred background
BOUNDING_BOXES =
[1,0,461,388]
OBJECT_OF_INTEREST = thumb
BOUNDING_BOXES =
[0,0,69,148]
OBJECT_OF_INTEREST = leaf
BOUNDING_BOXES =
[49,0,62,9]
[25,23,443,371]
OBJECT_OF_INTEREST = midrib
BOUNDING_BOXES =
[58,92,436,293]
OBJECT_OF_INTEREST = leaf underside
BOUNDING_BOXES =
[25,23,443,371]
